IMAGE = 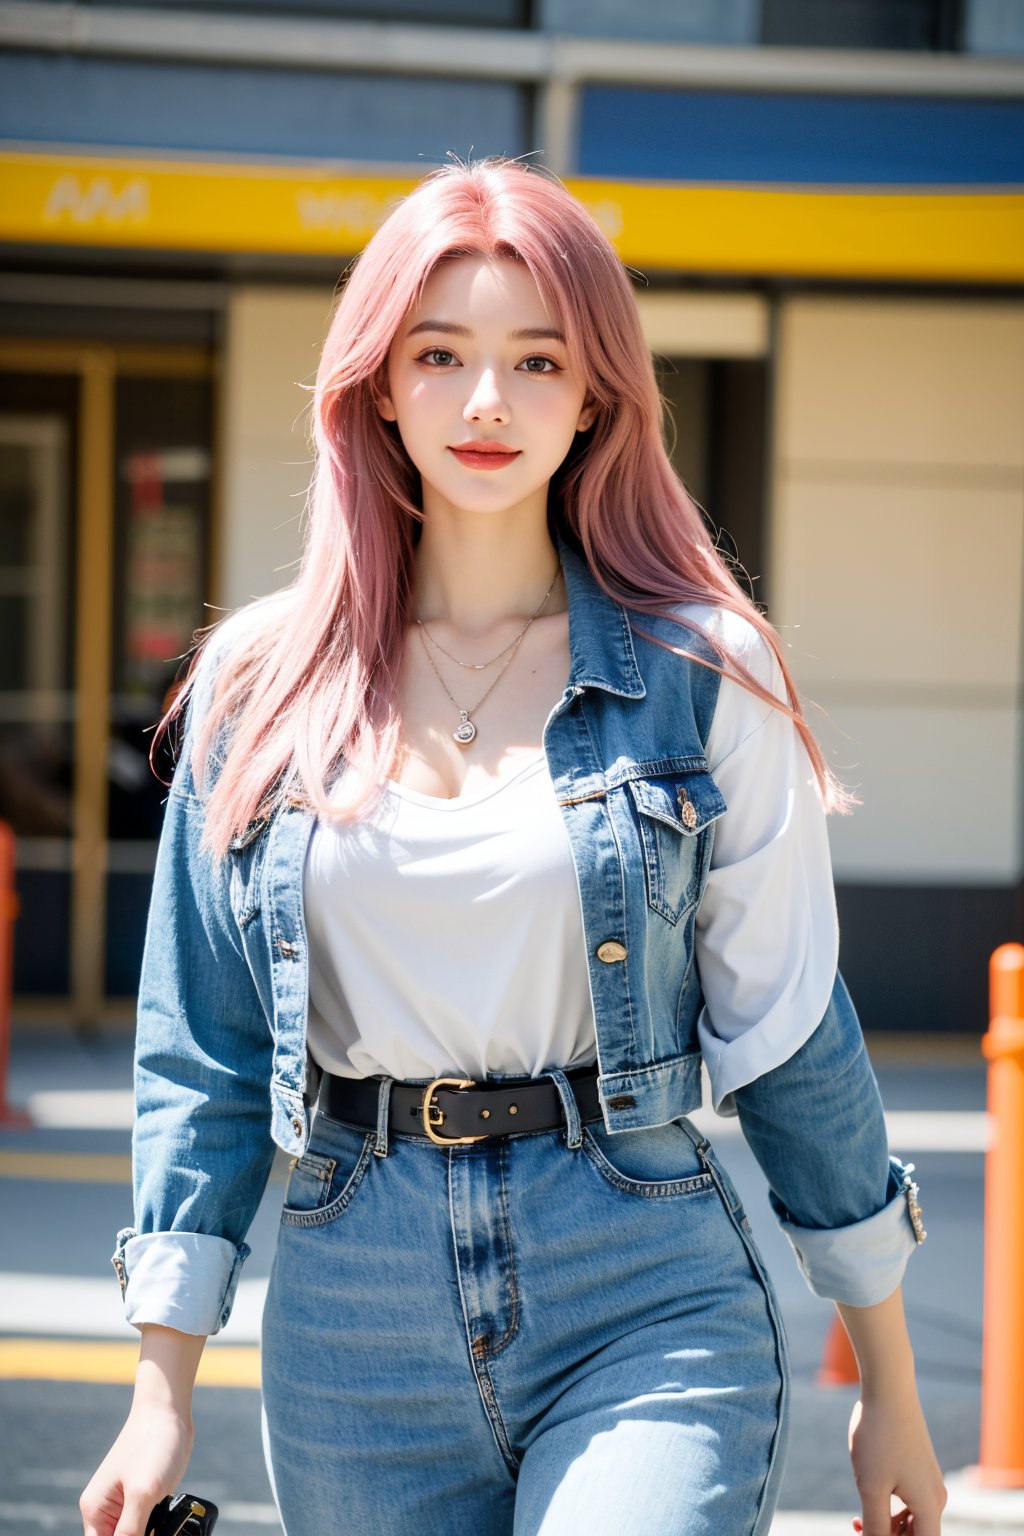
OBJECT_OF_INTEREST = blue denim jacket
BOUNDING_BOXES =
[116,537,923,1335]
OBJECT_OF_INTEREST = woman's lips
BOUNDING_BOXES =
[448,445,521,471]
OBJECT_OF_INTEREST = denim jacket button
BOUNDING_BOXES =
[677,787,698,829]
[596,940,628,963]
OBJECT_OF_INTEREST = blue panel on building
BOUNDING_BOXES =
[0,52,527,165]
[579,87,1024,185]
[539,0,758,44]
[966,0,1024,54]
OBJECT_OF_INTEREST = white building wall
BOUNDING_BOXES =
[216,285,333,611]
[770,296,1024,886]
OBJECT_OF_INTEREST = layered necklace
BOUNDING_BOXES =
[415,563,561,746]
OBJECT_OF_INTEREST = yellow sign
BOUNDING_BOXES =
[0,147,413,254]
[2,145,1022,282]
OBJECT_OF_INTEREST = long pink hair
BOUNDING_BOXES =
[167,157,850,856]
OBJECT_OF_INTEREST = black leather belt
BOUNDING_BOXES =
[320,1067,603,1145]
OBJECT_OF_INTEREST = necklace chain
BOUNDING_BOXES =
[419,624,522,671]
[415,563,560,747]
[416,564,559,669]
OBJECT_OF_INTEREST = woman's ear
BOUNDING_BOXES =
[576,400,598,433]
[371,365,397,422]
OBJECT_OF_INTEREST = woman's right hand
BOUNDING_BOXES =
[81,1323,207,1535]
[80,1400,194,1536]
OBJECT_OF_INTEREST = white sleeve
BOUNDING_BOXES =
[694,613,839,1115]
[115,1229,246,1337]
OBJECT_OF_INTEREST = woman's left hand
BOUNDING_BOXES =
[835,1290,947,1536]
[847,1383,947,1536]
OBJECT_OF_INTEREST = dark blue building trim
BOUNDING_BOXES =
[579,87,1024,185]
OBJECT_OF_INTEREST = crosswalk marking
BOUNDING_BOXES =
[0,1151,289,1184]
[0,1273,269,1342]
[0,1338,261,1388]
[0,1499,282,1528]
[0,1152,131,1183]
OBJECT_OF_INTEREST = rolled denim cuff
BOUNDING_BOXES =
[112,1228,250,1337]
[777,1158,926,1307]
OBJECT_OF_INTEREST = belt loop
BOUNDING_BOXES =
[546,1067,583,1150]
[373,1076,394,1158]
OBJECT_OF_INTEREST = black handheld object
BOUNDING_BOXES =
[146,1494,219,1536]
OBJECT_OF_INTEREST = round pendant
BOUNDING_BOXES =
[453,714,477,746]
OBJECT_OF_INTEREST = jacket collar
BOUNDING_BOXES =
[557,534,646,700]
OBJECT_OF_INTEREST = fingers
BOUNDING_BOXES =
[113,1489,160,1536]
[852,1512,906,1534]
[80,1480,162,1536]
[854,1501,933,1536]
[81,1482,121,1536]
[856,1488,898,1536]
[901,1486,948,1536]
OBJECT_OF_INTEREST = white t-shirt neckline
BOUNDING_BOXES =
[385,749,548,811]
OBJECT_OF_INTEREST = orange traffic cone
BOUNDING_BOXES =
[817,1315,859,1387]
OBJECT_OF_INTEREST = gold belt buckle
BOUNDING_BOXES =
[421,1076,488,1146]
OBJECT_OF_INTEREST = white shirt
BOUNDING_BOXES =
[305,753,597,1082]
[303,606,838,1112]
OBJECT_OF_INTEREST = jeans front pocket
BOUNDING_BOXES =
[280,1114,375,1228]
[581,1116,716,1199]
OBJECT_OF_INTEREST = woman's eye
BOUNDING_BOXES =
[418,348,458,367]
[518,356,559,374]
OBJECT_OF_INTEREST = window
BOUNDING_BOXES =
[761,0,963,50]
[94,0,531,26]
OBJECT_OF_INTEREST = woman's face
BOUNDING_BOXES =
[379,255,594,525]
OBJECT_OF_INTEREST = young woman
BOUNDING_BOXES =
[82,159,945,1536]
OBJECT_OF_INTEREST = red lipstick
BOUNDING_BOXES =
[449,441,521,471]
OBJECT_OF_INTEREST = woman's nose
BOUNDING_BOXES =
[463,368,509,423]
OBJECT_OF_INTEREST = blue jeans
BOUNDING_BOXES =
[260,1070,790,1535]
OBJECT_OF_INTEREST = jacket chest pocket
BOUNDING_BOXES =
[228,815,270,928]
[626,770,727,925]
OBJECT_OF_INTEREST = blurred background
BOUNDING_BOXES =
[0,0,1022,1038]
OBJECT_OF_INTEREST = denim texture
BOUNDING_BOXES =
[260,1090,789,1536]
[117,532,923,1331]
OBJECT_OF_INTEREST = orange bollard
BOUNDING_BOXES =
[0,821,30,1128]
[816,1314,859,1387]
[974,942,1024,1488]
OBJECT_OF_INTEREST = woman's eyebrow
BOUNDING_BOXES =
[405,320,566,342]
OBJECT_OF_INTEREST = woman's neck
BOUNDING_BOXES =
[412,515,564,633]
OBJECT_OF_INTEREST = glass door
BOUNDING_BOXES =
[0,342,214,1026]
[107,372,213,995]
[0,384,77,997]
